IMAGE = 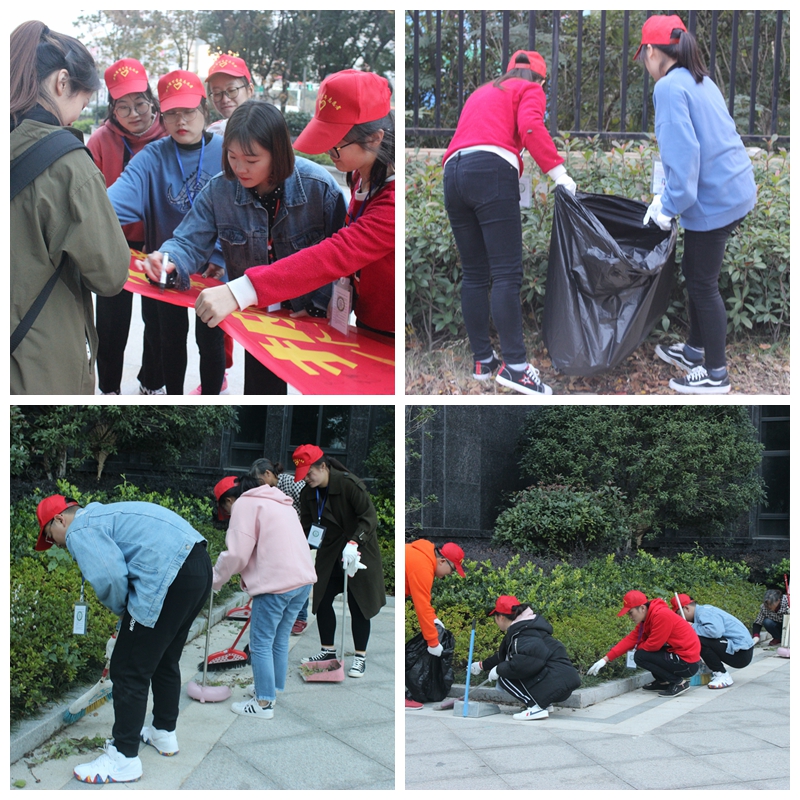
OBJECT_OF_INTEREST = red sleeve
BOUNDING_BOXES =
[605,624,642,662]
[245,181,394,309]
[405,545,439,648]
[516,83,563,174]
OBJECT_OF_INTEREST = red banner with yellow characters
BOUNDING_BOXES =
[125,252,394,395]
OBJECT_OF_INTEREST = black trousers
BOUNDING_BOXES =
[244,350,287,395]
[634,646,700,685]
[316,563,370,652]
[110,543,211,758]
[698,636,754,673]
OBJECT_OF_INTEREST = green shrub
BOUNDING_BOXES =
[284,111,312,136]
[493,483,630,556]
[764,558,790,591]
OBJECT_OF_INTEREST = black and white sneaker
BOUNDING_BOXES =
[658,680,690,698]
[301,648,337,663]
[473,351,501,381]
[669,365,731,395]
[655,343,704,372]
[495,363,553,396]
[642,679,670,692]
[348,655,366,678]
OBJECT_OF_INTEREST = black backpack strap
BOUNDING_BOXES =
[10,130,93,354]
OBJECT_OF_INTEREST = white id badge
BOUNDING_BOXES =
[73,602,88,635]
[308,524,326,549]
[626,648,637,668]
[651,156,666,194]
[519,174,532,208]
[330,278,352,336]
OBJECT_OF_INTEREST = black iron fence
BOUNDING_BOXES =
[407,10,789,145]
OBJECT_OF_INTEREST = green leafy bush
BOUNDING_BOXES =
[764,558,790,591]
[284,111,313,136]
[493,483,630,556]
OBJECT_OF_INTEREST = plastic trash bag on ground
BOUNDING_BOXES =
[542,187,677,376]
[405,626,455,703]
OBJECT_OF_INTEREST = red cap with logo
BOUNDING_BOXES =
[292,444,325,481]
[105,58,149,100]
[214,476,240,520]
[293,69,392,155]
[634,15,687,60]
[206,54,251,83]
[506,50,547,77]
[439,542,465,577]
[670,593,693,613]
[489,595,520,616]
[157,70,206,112]
[35,495,79,551]
[617,590,649,617]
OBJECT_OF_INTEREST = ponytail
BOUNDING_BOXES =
[492,53,545,90]
[11,20,100,126]
[652,28,708,84]
[343,110,395,194]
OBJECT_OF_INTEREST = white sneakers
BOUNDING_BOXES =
[231,697,275,718]
[140,725,179,756]
[512,704,549,721]
[708,671,734,689]
[73,741,143,784]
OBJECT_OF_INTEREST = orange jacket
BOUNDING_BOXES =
[405,540,439,648]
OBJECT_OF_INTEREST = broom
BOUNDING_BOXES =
[63,633,116,724]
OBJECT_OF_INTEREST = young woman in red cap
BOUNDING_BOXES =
[108,70,226,395]
[195,69,395,337]
[87,58,167,396]
[635,15,757,395]
[293,444,386,678]
[205,54,255,136]
[471,595,580,720]
[11,21,130,395]
[442,51,576,396]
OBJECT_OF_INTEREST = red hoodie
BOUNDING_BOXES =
[86,116,167,242]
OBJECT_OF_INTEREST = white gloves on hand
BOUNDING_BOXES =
[487,666,499,681]
[752,634,761,645]
[342,540,367,578]
[470,661,483,676]
[427,643,443,657]
[643,194,673,230]
[587,657,607,676]
[555,173,577,195]
[434,618,444,629]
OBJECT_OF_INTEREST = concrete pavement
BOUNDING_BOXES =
[10,594,394,790]
[405,646,789,790]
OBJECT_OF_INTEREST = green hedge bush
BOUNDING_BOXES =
[406,139,790,347]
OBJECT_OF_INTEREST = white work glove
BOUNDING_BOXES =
[427,643,443,657]
[587,657,607,677]
[643,194,673,230]
[341,540,367,578]
[105,634,117,661]
[554,173,577,195]
[487,666,499,681]
[470,661,483,676]
[434,618,444,629]
[752,634,761,645]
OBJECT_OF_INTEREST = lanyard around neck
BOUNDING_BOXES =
[315,487,328,522]
[345,181,374,227]
[173,135,205,208]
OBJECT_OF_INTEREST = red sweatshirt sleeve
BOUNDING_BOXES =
[516,82,563,174]
[405,544,439,648]
[605,624,642,662]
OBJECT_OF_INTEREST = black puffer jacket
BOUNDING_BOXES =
[483,614,581,707]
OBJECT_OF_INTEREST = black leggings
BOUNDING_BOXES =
[110,543,212,757]
[634,646,700,685]
[698,636,754,673]
[316,564,371,652]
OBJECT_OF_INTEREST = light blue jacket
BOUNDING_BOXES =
[65,502,205,628]
[654,67,756,231]
[692,603,754,655]
[158,157,346,310]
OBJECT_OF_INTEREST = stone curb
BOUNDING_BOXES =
[9,592,249,765]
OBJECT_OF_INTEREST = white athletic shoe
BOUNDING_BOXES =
[708,671,733,689]
[231,697,275,718]
[512,704,549,721]
[140,725,179,756]
[73,741,143,783]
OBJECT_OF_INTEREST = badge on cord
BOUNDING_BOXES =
[308,524,326,549]
[329,278,352,336]
[73,602,88,635]
[626,648,637,668]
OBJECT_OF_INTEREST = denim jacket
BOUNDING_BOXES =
[159,157,347,311]
[65,502,205,628]
[693,604,754,655]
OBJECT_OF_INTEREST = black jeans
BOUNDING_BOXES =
[682,217,745,370]
[316,563,371,652]
[634,646,700,685]
[698,637,754,673]
[444,151,527,365]
[244,350,286,395]
[110,542,211,758]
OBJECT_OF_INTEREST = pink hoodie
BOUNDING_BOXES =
[212,484,317,595]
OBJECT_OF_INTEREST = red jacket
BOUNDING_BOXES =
[245,173,394,334]
[605,598,701,663]
[405,540,439,648]
[86,117,167,242]
[442,79,563,175]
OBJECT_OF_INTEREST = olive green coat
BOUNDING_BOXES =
[300,468,386,619]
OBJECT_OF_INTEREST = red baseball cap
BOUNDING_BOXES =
[105,58,150,100]
[206,54,251,83]
[634,15,687,60]
[292,444,325,481]
[439,542,465,577]
[158,70,206,112]
[617,590,648,616]
[293,69,392,154]
[214,476,239,520]
[506,50,547,78]
[670,593,693,613]
[489,595,520,616]
[35,495,79,551]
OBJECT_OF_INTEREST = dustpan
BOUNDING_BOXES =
[187,591,232,703]
[301,571,348,683]
[226,598,252,621]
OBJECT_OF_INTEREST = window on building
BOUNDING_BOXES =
[756,406,789,539]
[229,406,267,469]
[287,406,350,471]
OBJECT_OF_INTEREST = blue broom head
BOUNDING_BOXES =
[62,684,113,724]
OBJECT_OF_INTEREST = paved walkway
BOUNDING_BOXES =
[10,596,394,790]
[405,648,789,790]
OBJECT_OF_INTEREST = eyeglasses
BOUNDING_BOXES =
[328,141,360,159]
[210,84,248,102]
[114,100,152,118]
[163,107,199,123]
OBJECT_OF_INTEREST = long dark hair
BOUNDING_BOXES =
[491,53,545,89]
[248,458,285,482]
[342,110,394,194]
[11,20,101,127]
[639,27,708,84]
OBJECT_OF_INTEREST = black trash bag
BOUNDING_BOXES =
[405,626,455,703]
[542,187,678,376]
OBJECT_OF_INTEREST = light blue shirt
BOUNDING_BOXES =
[66,502,205,628]
[692,603,754,655]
